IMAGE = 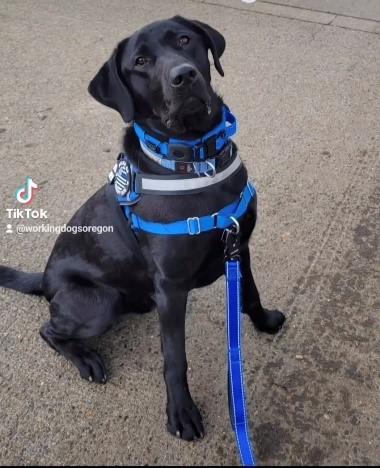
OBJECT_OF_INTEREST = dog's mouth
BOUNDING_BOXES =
[162,95,213,133]
[184,96,211,114]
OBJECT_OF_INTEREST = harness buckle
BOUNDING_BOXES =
[211,212,219,228]
[187,217,201,235]
[168,144,195,161]
[146,140,160,153]
[193,143,204,161]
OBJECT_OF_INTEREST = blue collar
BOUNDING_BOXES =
[133,106,237,162]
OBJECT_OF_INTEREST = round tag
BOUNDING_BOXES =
[114,160,130,196]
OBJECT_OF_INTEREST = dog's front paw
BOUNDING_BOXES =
[166,395,204,441]
[74,349,108,384]
[253,309,286,334]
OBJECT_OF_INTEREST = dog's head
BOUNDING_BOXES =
[88,16,225,134]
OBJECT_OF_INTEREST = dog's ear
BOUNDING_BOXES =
[88,39,134,123]
[173,16,226,77]
[191,19,226,77]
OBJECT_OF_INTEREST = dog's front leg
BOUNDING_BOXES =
[155,280,204,441]
[241,248,286,334]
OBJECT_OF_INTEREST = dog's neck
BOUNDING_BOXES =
[135,94,224,140]
[123,98,228,174]
[139,111,222,140]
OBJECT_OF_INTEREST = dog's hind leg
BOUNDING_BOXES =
[240,248,286,334]
[40,283,123,383]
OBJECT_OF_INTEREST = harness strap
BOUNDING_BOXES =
[133,155,242,196]
[123,183,256,236]
[140,140,217,173]
[110,149,242,199]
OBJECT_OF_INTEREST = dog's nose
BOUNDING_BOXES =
[170,64,198,88]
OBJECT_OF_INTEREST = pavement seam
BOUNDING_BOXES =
[328,14,337,26]
[2,0,379,36]
[259,0,380,24]
[190,0,380,35]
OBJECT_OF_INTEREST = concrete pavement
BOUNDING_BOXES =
[1,0,379,465]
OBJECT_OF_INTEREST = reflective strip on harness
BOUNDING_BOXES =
[137,155,242,194]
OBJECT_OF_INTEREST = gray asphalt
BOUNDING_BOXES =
[1,0,379,465]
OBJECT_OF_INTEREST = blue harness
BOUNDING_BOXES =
[113,110,257,466]
[123,183,255,236]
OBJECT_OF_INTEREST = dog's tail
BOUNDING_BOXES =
[0,266,44,295]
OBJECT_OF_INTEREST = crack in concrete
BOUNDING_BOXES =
[328,14,337,26]
[259,0,380,24]
[189,0,380,35]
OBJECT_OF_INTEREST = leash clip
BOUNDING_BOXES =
[222,217,241,261]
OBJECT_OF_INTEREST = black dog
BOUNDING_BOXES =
[0,16,285,441]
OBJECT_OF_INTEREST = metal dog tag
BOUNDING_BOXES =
[114,160,130,196]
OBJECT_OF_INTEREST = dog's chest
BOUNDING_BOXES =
[132,166,249,224]
[134,190,257,286]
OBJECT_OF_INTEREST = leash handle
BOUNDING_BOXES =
[226,258,256,467]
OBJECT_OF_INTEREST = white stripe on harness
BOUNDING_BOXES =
[139,143,242,193]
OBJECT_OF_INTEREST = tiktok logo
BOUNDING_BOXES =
[15,177,39,204]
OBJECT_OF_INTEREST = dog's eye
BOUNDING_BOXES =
[178,35,190,47]
[135,57,148,66]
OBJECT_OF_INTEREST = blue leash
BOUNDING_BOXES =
[224,228,256,466]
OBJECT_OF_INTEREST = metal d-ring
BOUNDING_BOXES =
[204,160,216,178]
[118,194,142,206]
[229,216,240,234]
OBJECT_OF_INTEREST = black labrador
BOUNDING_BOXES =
[0,16,285,441]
